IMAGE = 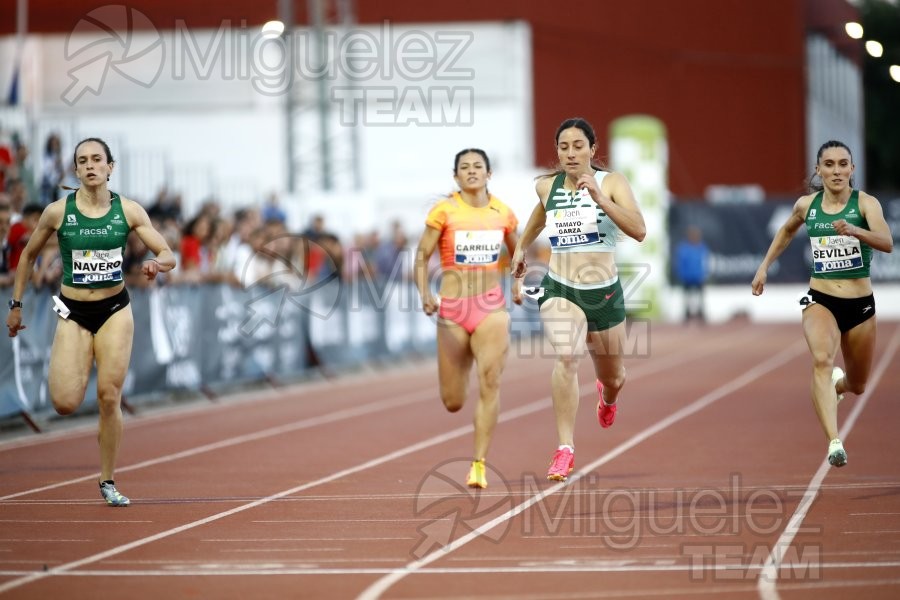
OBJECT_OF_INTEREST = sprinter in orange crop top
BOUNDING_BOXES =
[414,148,521,489]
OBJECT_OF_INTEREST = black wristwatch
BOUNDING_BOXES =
[8,299,22,310]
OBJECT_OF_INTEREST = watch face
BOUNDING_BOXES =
[8,300,21,309]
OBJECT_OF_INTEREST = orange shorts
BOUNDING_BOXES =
[438,285,505,334]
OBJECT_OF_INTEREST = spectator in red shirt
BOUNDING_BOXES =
[0,203,11,285]
[7,203,42,269]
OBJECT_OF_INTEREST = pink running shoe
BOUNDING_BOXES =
[597,380,617,428]
[546,447,575,481]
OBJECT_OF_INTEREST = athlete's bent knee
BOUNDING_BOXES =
[440,387,465,412]
[844,379,866,395]
[53,399,80,416]
[601,367,626,393]
[442,397,464,413]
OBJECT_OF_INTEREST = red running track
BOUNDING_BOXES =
[1,322,899,599]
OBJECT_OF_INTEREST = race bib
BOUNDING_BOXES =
[547,205,600,249]
[810,235,863,273]
[454,230,503,265]
[71,248,124,284]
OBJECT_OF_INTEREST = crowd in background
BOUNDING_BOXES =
[0,127,553,295]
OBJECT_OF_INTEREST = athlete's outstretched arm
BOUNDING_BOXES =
[752,196,809,295]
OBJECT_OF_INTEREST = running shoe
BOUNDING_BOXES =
[827,438,848,468]
[99,480,130,506]
[546,447,575,481]
[596,380,617,428]
[832,366,845,404]
[466,459,487,489]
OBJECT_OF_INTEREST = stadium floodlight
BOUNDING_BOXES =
[890,65,900,83]
[262,20,285,37]
[865,40,884,57]
[866,40,884,58]
[844,22,864,39]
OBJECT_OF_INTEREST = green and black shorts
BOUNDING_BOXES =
[529,271,626,332]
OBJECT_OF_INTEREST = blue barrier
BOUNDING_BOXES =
[0,280,540,426]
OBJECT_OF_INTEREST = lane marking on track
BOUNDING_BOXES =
[356,340,808,600]
[3,559,900,577]
[0,365,437,452]
[0,386,438,502]
[0,326,763,594]
[0,323,752,503]
[4,477,896,506]
[756,323,900,600]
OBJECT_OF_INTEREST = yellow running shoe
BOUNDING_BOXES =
[466,459,487,489]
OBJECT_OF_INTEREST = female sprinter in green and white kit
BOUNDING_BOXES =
[7,138,176,505]
[753,140,893,467]
[511,117,646,481]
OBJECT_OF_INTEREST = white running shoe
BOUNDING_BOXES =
[99,480,131,506]
[832,367,845,404]
[828,438,848,467]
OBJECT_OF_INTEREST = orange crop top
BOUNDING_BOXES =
[425,192,518,271]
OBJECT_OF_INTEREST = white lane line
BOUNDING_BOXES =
[355,340,809,600]
[757,324,900,600]
[0,386,435,502]
[0,520,152,524]
[0,321,749,503]
[0,326,758,595]
[0,360,443,452]
[3,559,900,578]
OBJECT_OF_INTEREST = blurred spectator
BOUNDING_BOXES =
[261,192,287,224]
[7,202,42,269]
[31,233,62,291]
[219,207,260,287]
[316,233,343,282]
[0,127,12,192]
[40,133,66,205]
[674,225,710,323]
[6,178,27,221]
[200,198,221,221]
[13,138,38,203]
[123,230,155,288]
[242,226,272,287]
[207,217,239,285]
[148,187,183,224]
[302,214,338,279]
[178,212,213,283]
[374,220,410,281]
[0,202,11,286]
[346,231,378,281]
[302,214,328,242]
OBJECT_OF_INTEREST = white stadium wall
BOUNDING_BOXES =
[6,19,534,237]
